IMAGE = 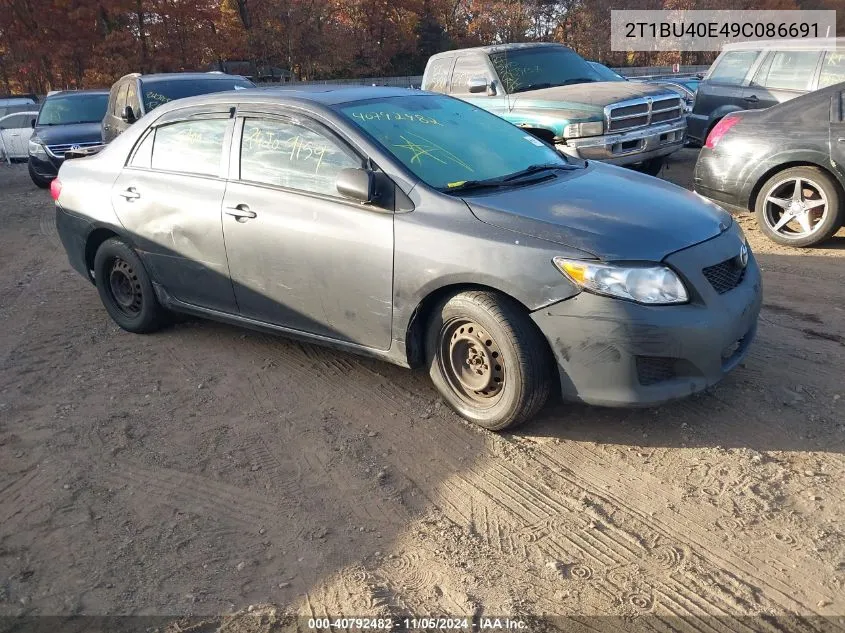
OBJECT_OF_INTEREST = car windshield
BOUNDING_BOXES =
[489,46,603,93]
[337,94,571,191]
[142,78,254,111]
[588,62,626,82]
[36,94,108,125]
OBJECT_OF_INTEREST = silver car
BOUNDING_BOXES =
[54,87,762,430]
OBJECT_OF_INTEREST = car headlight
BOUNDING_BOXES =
[554,257,689,305]
[563,121,603,139]
[28,138,47,158]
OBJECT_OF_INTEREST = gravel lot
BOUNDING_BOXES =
[1,150,845,630]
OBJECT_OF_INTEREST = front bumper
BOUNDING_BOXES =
[531,229,762,407]
[28,153,61,179]
[557,120,686,166]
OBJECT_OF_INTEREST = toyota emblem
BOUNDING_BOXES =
[738,243,749,269]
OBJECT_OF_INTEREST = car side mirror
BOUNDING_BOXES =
[467,77,491,94]
[31,118,36,128]
[121,105,136,124]
[336,167,375,203]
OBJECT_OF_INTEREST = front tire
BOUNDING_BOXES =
[425,290,552,431]
[754,166,842,247]
[93,238,167,333]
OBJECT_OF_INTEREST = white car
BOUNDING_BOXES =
[0,111,37,161]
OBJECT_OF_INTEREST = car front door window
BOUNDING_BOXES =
[239,118,361,196]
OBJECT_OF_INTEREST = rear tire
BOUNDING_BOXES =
[28,162,51,189]
[425,290,552,431]
[93,238,167,333]
[754,166,842,248]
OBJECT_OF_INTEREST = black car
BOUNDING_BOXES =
[687,38,845,146]
[694,82,845,247]
[28,90,109,188]
[102,72,255,143]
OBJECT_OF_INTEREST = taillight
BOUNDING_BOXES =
[704,115,740,149]
[50,178,62,201]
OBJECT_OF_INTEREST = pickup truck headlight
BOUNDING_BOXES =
[562,121,603,139]
[28,138,47,158]
[554,257,689,305]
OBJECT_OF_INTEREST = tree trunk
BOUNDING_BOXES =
[135,0,149,73]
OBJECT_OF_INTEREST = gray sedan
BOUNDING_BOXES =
[53,87,762,430]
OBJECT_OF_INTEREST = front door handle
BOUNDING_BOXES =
[119,187,140,200]
[743,94,759,103]
[225,204,257,221]
[838,137,845,143]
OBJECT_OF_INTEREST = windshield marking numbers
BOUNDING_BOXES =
[351,111,442,125]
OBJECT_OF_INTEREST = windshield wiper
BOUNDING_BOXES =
[501,163,580,181]
[443,164,578,194]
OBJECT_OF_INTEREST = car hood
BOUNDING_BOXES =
[463,162,733,262]
[33,122,102,145]
[510,81,677,112]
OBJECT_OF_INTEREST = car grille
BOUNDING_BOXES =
[606,96,683,132]
[636,356,677,386]
[702,257,746,294]
[46,141,101,158]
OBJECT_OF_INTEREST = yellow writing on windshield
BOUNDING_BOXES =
[392,132,474,172]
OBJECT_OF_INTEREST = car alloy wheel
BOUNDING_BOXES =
[439,318,506,406]
[763,176,828,240]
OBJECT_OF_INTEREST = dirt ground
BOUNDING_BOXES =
[1,149,845,631]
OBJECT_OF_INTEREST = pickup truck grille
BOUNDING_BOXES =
[606,96,683,132]
[46,141,102,158]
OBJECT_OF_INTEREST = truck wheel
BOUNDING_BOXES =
[93,238,168,333]
[755,166,842,248]
[425,290,552,431]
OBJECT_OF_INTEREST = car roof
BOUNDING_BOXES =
[151,85,429,111]
[45,89,109,98]
[0,110,37,121]
[132,72,250,84]
[722,37,844,52]
[429,42,569,59]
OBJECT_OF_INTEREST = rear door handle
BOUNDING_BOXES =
[119,187,140,200]
[743,95,759,103]
[225,204,257,221]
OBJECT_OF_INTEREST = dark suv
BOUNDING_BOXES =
[28,90,109,188]
[102,72,255,143]
[687,38,845,145]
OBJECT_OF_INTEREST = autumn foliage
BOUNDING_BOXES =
[0,0,842,93]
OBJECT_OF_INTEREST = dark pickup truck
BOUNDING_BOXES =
[422,43,687,174]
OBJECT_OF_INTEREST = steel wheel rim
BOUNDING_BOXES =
[439,318,505,408]
[108,258,143,316]
[763,176,828,239]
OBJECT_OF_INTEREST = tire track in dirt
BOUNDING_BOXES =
[514,438,837,614]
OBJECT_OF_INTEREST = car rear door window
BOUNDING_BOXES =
[756,51,820,91]
[708,50,760,85]
[819,51,845,89]
[450,56,489,95]
[151,118,227,176]
[239,118,360,196]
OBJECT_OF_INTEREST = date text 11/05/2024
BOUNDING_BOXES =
[305,617,528,630]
